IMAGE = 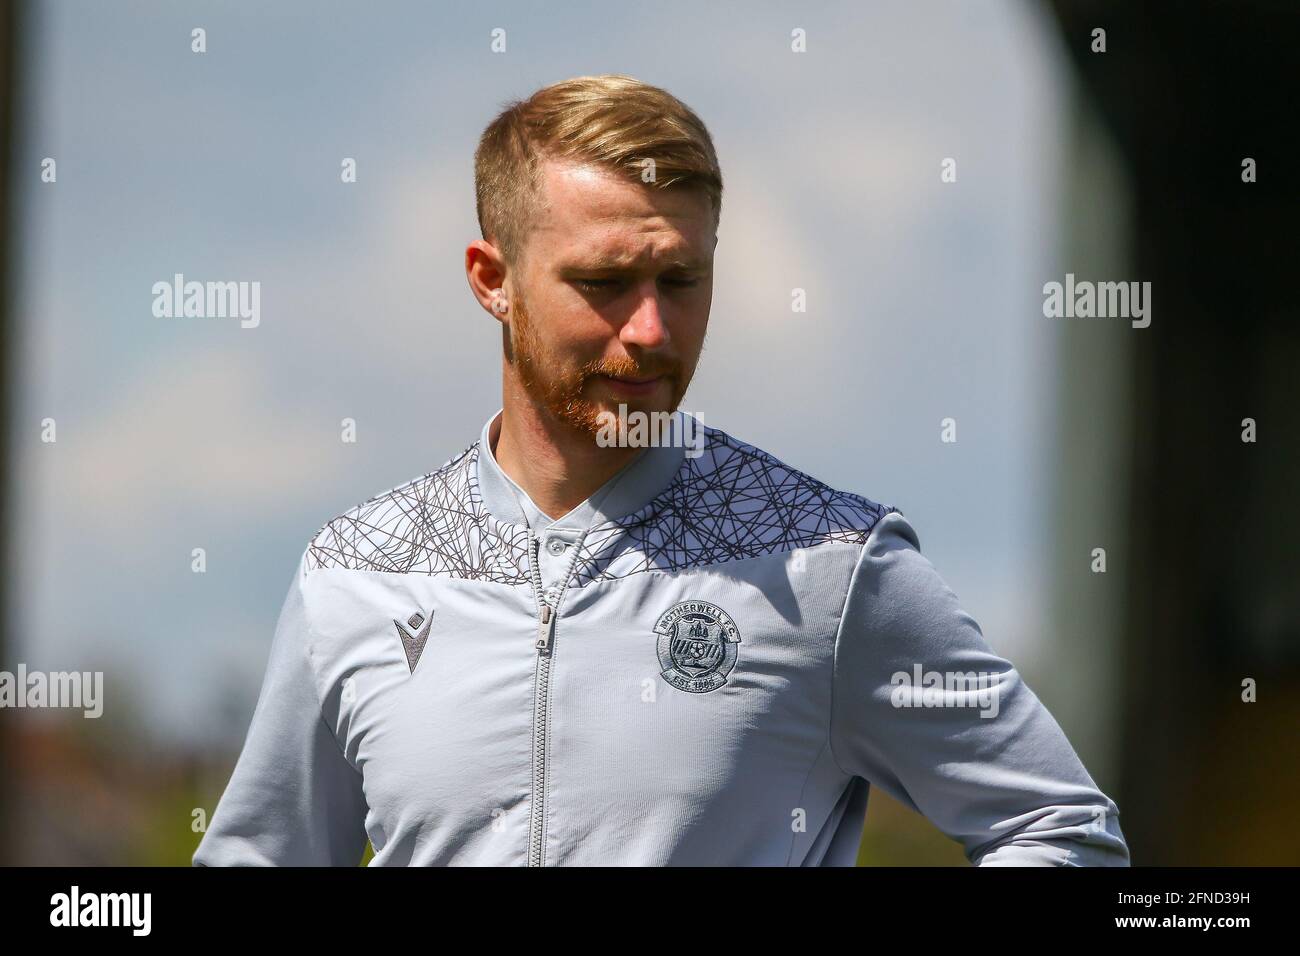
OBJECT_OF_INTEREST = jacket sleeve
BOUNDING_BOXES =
[192,549,370,866]
[829,511,1130,866]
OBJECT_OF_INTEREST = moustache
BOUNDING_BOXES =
[590,362,677,381]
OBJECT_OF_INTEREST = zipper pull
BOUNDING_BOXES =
[535,602,555,652]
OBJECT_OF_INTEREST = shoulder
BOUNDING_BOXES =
[304,440,480,573]
[652,417,900,551]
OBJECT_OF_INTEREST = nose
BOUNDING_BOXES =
[621,280,670,350]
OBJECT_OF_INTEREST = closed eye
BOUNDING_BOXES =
[572,276,702,294]
[573,278,620,293]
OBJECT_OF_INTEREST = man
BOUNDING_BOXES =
[193,74,1130,866]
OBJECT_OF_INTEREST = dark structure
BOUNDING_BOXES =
[0,0,21,865]
[1048,0,1300,863]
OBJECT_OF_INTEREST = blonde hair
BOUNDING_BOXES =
[474,74,723,267]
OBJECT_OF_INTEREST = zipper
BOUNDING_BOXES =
[527,533,550,866]
[525,528,586,867]
[536,602,555,650]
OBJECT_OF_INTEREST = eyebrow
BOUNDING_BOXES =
[560,253,711,273]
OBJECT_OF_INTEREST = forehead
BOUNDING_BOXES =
[529,157,714,266]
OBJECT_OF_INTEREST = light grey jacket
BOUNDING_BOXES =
[193,409,1130,866]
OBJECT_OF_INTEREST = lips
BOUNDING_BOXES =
[596,373,666,395]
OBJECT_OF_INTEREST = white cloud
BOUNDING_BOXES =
[25,349,334,541]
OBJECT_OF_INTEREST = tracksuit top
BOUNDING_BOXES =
[192,408,1131,866]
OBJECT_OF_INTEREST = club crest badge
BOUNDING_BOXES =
[653,600,742,694]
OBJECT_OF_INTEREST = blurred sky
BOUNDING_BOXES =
[9,0,1073,748]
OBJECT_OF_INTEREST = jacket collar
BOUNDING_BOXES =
[474,407,687,532]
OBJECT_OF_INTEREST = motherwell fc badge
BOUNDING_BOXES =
[653,600,742,694]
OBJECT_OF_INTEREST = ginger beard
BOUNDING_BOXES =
[507,281,693,441]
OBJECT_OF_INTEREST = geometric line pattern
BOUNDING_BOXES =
[307,442,530,582]
[306,420,898,587]
[572,426,898,585]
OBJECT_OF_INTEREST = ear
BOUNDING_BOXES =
[466,239,511,322]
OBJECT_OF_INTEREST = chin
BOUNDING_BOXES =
[594,394,674,418]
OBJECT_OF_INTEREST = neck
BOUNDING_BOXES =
[491,386,645,523]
